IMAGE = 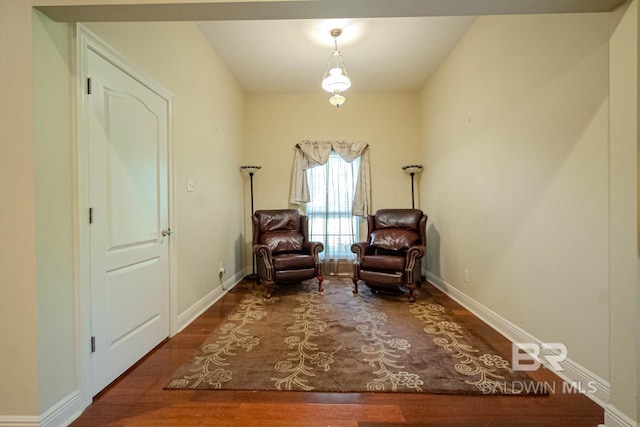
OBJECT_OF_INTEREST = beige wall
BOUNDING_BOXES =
[33,11,77,413]
[0,0,39,418]
[419,12,612,380]
[608,0,639,422]
[243,92,422,258]
[245,92,422,210]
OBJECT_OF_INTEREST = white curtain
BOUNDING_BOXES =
[289,140,371,217]
[305,153,360,260]
[306,152,360,275]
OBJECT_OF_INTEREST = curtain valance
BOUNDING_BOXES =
[289,140,371,216]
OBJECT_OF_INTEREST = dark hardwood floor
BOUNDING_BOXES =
[71,279,604,426]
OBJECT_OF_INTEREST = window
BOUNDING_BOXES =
[306,151,360,262]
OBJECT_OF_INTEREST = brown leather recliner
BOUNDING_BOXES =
[351,209,427,302]
[252,209,324,299]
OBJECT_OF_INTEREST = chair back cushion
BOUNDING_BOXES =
[254,210,304,253]
[255,209,301,233]
[373,209,423,230]
[369,209,424,250]
[370,229,420,251]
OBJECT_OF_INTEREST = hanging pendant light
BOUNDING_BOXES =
[321,29,351,108]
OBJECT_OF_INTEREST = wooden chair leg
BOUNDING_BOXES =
[265,280,273,299]
[317,275,324,293]
[407,283,416,303]
[352,276,359,295]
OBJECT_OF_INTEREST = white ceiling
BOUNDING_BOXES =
[38,1,628,94]
[196,17,476,93]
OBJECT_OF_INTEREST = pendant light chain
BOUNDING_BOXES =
[321,28,351,108]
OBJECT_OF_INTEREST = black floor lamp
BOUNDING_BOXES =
[402,164,423,209]
[241,165,261,281]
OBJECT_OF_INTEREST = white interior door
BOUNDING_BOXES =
[87,48,170,396]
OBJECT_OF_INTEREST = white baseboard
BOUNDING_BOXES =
[39,390,83,427]
[425,271,611,408]
[175,268,245,333]
[603,404,638,427]
[0,417,39,427]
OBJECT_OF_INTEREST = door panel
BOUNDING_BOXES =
[106,91,160,248]
[107,258,161,347]
[87,49,170,396]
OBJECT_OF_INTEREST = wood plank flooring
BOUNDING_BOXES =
[70,279,604,426]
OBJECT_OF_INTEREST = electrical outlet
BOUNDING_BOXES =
[218,263,225,278]
[464,269,470,284]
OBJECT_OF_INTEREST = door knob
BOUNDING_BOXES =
[162,228,173,237]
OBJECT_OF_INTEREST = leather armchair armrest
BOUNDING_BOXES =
[254,243,273,260]
[254,244,274,281]
[303,241,324,276]
[406,245,425,261]
[350,242,371,263]
[404,245,425,284]
[302,241,324,261]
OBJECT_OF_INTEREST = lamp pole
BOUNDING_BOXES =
[401,164,423,209]
[249,171,255,217]
[241,165,261,281]
[410,172,416,209]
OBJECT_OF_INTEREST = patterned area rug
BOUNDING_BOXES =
[166,277,545,395]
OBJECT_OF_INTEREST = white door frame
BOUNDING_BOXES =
[76,24,178,409]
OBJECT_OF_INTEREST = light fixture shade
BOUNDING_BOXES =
[322,66,351,93]
[402,164,424,174]
[329,93,346,107]
[240,165,262,174]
